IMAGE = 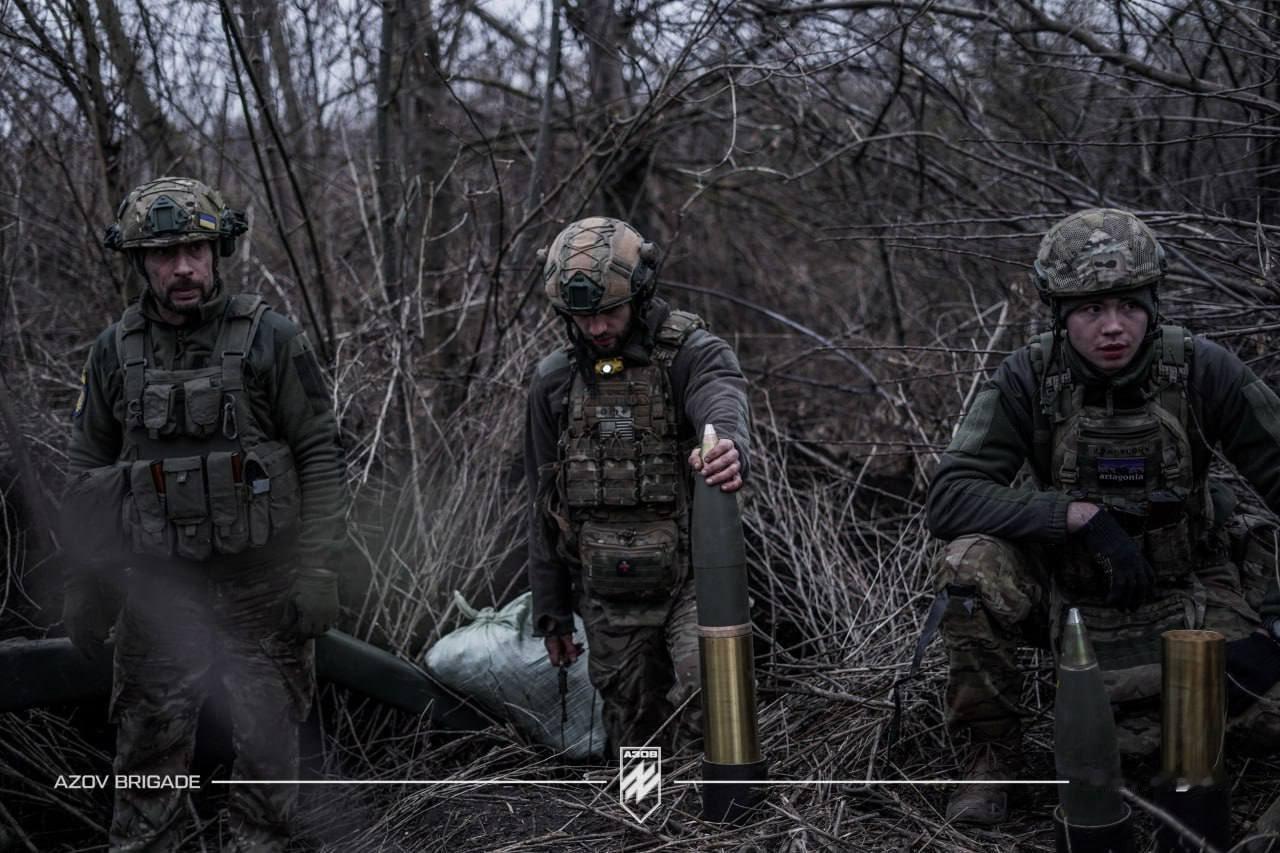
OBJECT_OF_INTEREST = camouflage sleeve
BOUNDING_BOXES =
[67,326,123,472]
[263,317,348,569]
[525,353,575,637]
[1191,338,1280,619]
[926,347,1072,543]
[669,329,752,480]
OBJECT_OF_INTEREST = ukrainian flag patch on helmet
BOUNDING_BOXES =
[196,212,218,230]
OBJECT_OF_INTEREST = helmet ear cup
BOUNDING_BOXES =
[632,240,658,302]
[218,208,248,257]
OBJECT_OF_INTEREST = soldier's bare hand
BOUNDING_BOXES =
[688,439,743,493]
[545,633,580,667]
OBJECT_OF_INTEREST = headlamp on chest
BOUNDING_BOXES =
[595,358,623,376]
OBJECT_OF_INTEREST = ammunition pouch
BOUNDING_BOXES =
[638,435,679,503]
[579,519,679,601]
[1144,516,1197,585]
[243,441,301,546]
[62,463,131,562]
[1055,585,1203,704]
[139,370,230,440]
[123,441,300,562]
[564,437,601,507]
[564,437,679,509]
[1058,514,1198,596]
[1227,511,1280,615]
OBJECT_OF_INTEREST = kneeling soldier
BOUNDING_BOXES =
[927,208,1280,824]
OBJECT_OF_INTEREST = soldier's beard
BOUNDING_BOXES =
[586,321,634,356]
[156,279,216,317]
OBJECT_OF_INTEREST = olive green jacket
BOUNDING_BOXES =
[69,289,347,570]
[524,297,752,636]
[926,327,1280,614]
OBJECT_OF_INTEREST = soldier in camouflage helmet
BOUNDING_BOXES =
[925,208,1280,825]
[525,216,751,754]
[64,177,347,851]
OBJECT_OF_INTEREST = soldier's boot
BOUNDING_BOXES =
[226,814,288,853]
[945,734,1022,826]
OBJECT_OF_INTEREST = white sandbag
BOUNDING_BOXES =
[424,590,604,760]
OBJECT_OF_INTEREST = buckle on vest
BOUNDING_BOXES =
[222,397,239,440]
[1058,449,1080,485]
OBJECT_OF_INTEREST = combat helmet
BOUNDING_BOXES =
[539,217,659,314]
[1032,208,1166,304]
[104,176,247,258]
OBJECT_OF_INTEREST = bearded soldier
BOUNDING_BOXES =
[62,177,346,851]
[927,208,1280,825]
[524,217,750,755]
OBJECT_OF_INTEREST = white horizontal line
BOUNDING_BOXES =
[210,779,610,786]
[676,780,1066,786]
[210,778,1067,787]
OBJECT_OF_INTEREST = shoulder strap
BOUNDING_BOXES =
[214,295,268,440]
[1030,331,1071,418]
[1151,325,1194,483]
[1155,325,1191,378]
[652,309,706,368]
[1152,325,1191,415]
[117,304,148,429]
[215,295,267,391]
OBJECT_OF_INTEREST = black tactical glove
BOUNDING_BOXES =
[62,573,119,661]
[283,568,339,639]
[1226,631,1280,716]
[1078,510,1157,610]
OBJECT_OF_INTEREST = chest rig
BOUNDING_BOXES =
[556,310,705,602]
[114,295,300,563]
[1033,326,1204,588]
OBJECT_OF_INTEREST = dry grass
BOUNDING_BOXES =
[5,287,1280,851]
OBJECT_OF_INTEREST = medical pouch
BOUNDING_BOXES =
[579,519,678,600]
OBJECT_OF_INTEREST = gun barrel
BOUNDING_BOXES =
[0,631,491,732]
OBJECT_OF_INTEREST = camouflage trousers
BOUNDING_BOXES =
[578,576,701,757]
[108,562,314,853]
[934,534,1280,756]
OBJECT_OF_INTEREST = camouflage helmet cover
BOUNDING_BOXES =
[104,176,248,257]
[539,217,658,314]
[1032,208,1166,302]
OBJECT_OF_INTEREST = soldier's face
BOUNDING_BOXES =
[1065,296,1149,373]
[572,302,633,354]
[144,241,215,317]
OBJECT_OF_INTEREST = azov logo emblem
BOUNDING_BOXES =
[619,746,662,823]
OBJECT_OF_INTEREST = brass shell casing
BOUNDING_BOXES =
[699,624,762,765]
[1160,629,1226,784]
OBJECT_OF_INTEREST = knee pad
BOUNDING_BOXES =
[936,536,1039,632]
